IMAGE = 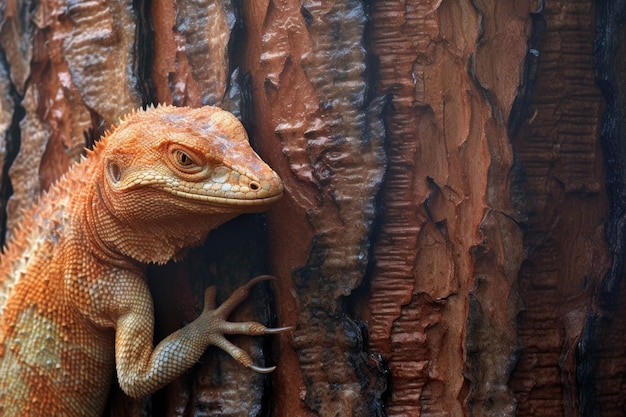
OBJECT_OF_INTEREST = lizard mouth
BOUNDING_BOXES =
[165,187,284,209]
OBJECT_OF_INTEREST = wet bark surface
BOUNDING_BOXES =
[0,0,625,416]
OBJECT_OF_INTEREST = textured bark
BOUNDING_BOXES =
[508,3,609,417]
[581,1,626,416]
[1,0,626,416]
[365,1,531,415]
[242,1,388,415]
[150,0,237,108]
[0,57,12,247]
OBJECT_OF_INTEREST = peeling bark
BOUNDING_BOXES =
[151,0,237,107]
[365,1,531,416]
[0,0,625,416]
[243,1,388,415]
[6,86,48,232]
[60,0,142,122]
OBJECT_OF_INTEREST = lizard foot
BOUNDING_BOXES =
[202,275,293,373]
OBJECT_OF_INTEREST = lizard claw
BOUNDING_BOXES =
[210,275,276,316]
[264,326,295,334]
[249,364,277,374]
[244,274,276,287]
[202,275,290,373]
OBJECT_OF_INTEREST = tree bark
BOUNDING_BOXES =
[0,0,625,416]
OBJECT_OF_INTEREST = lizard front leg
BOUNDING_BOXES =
[114,275,289,398]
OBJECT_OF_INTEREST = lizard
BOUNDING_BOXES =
[0,105,285,416]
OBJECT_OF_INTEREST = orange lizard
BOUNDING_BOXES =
[0,105,284,416]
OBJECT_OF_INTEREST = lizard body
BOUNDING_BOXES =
[0,105,283,416]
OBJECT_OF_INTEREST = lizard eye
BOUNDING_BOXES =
[170,148,204,174]
[174,150,194,166]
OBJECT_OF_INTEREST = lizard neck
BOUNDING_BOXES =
[82,175,236,265]
[82,182,143,268]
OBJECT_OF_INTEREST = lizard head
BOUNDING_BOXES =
[93,105,283,262]
[101,105,283,213]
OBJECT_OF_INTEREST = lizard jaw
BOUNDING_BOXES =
[166,188,284,208]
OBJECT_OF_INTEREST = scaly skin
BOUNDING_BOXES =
[0,105,284,416]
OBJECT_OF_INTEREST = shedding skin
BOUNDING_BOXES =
[0,105,286,416]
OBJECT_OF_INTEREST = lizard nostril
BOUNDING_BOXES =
[249,181,260,191]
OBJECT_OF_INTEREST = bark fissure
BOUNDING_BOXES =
[0,1,624,415]
[577,2,626,417]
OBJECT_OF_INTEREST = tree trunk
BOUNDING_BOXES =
[0,0,624,416]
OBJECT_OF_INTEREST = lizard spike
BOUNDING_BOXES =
[119,110,135,123]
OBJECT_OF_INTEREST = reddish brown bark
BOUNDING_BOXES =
[508,3,609,416]
[0,0,625,416]
[242,1,388,414]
